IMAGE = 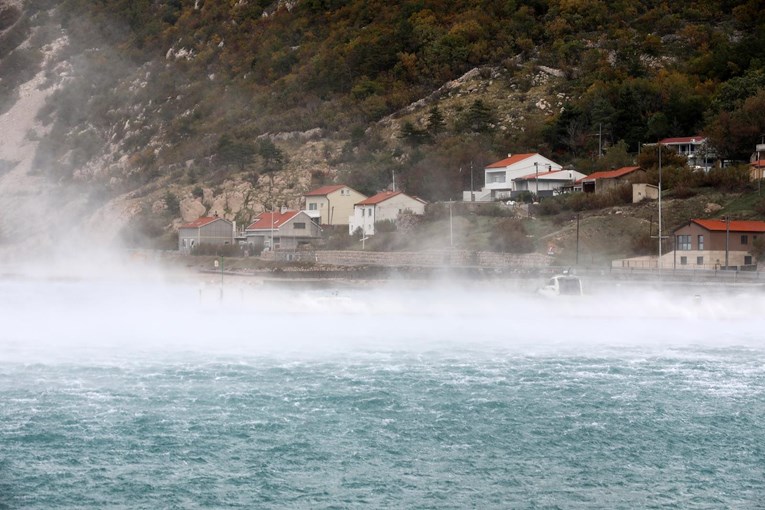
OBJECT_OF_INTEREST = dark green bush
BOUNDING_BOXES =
[489,219,534,253]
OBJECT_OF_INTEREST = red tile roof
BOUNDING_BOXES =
[304,184,346,196]
[515,169,573,181]
[179,216,226,229]
[659,136,705,144]
[485,153,537,169]
[245,210,301,230]
[692,219,765,233]
[576,166,640,183]
[751,160,765,168]
[356,191,402,205]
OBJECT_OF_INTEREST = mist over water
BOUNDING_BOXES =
[2,271,764,508]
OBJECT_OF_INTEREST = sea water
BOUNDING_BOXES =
[1,277,764,509]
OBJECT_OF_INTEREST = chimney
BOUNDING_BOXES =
[507,153,512,158]
[280,206,288,214]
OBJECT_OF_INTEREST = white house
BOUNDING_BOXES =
[348,191,426,236]
[513,169,586,197]
[466,153,562,201]
[303,184,367,226]
[658,136,715,171]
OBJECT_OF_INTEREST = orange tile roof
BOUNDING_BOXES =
[576,166,640,184]
[356,191,402,205]
[179,216,226,229]
[692,218,765,233]
[485,153,537,169]
[659,136,705,144]
[245,210,301,230]
[751,160,765,168]
[304,184,346,196]
[515,169,572,181]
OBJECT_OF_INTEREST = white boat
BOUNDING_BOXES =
[538,272,583,297]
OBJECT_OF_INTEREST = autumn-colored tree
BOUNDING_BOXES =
[706,89,765,160]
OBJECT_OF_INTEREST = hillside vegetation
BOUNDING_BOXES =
[0,0,764,251]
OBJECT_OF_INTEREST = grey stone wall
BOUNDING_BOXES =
[261,249,551,268]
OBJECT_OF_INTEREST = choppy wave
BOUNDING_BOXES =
[1,277,764,508]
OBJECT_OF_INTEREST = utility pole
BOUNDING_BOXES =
[725,216,730,269]
[534,162,539,199]
[470,161,474,202]
[575,213,580,266]
[658,142,663,272]
[449,200,454,248]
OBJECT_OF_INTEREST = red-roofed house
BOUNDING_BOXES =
[613,218,765,270]
[244,210,321,251]
[657,136,715,170]
[303,184,367,226]
[575,166,645,193]
[178,216,234,253]
[513,169,586,197]
[348,191,426,236]
[474,153,561,201]
[671,218,765,269]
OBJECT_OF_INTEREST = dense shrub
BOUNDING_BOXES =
[702,165,752,192]
[489,219,534,253]
[191,243,243,257]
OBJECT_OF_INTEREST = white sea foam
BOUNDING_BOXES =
[2,270,764,365]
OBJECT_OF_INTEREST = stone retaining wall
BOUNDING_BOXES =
[262,249,552,268]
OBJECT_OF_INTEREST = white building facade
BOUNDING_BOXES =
[466,153,562,201]
[348,191,426,236]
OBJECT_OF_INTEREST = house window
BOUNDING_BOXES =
[488,172,506,183]
[308,203,317,210]
[697,256,704,265]
[293,222,306,229]
[680,256,688,265]
[741,235,748,245]
[697,235,704,250]
[745,255,753,265]
[677,235,691,250]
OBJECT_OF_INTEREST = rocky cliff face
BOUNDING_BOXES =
[0,0,570,257]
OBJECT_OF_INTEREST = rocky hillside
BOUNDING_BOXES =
[0,0,763,254]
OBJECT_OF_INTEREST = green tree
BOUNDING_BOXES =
[258,138,285,173]
[216,134,256,171]
[163,191,180,216]
[426,106,446,137]
[399,120,429,145]
[456,99,495,134]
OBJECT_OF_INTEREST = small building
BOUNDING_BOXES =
[750,159,765,181]
[303,185,367,226]
[632,183,659,203]
[244,210,321,251]
[470,153,562,201]
[658,136,715,171]
[512,169,586,198]
[575,166,644,193]
[348,191,426,236]
[178,216,234,254]
[671,218,765,270]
